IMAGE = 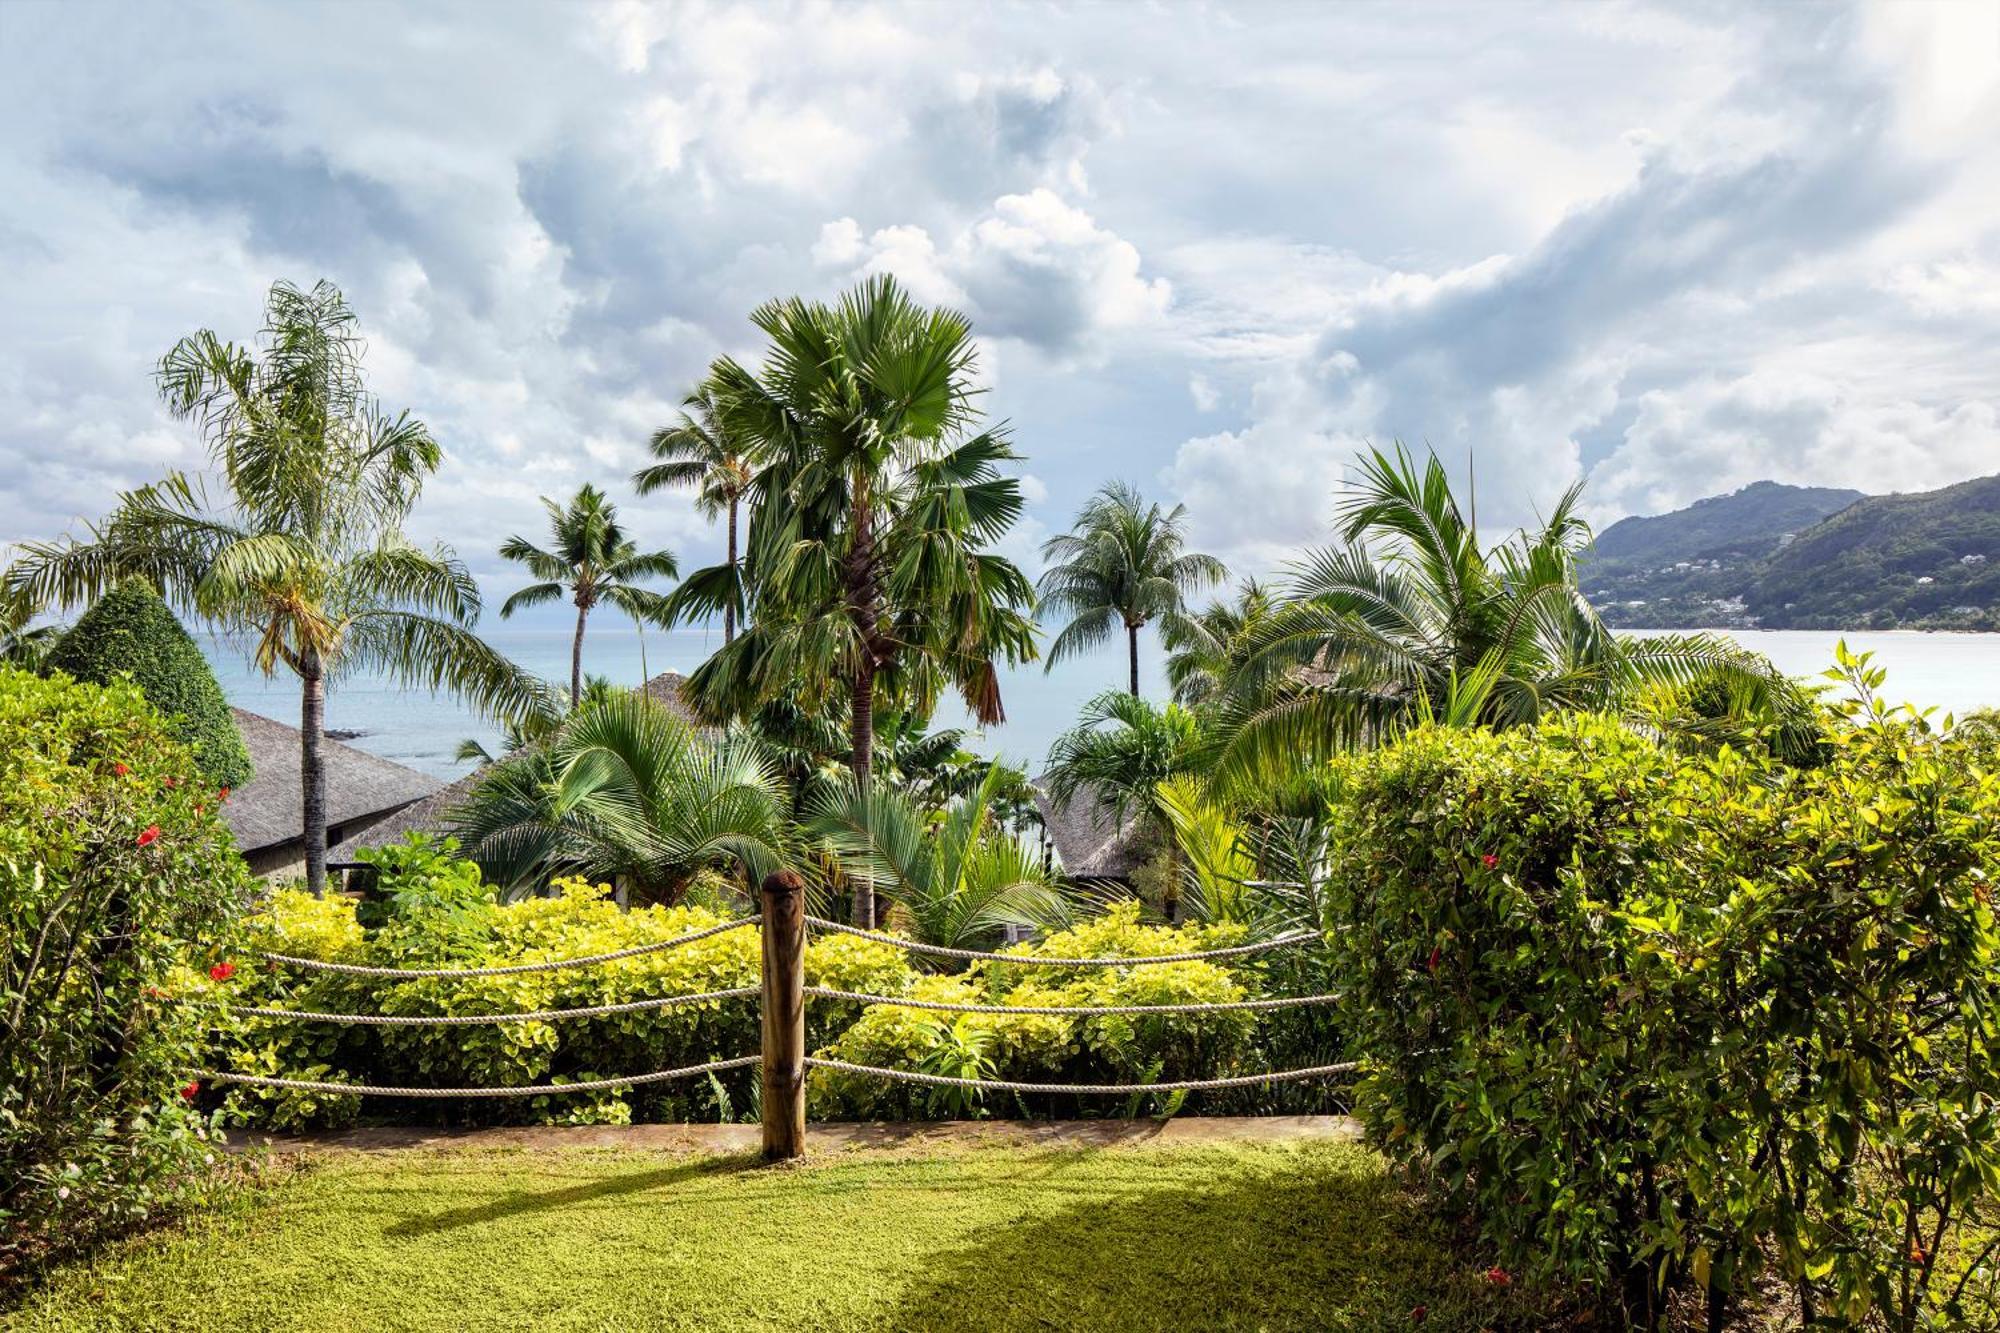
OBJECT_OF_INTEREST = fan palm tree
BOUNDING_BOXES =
[677,277,1039,924]
[449,692,789,904]
[1038,482,1227,696]
[498,485,678,707]
[808,766,1071,957]
[5,280,549,895]
[1214,443,1772,787]
[635,372,754,643]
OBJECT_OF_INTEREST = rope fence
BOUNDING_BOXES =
[803,916,1318,966]
[248,916,757,979]
[198,986,760,1027]
[803,985,1341,1016]
[193,1056,761,1099]
[804,1057,1358,1095]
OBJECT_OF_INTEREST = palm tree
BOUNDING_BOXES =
[449,692,790,904]
[1042,690,1210,831]
[1163,579,1278,708]
[1038,482,1226,697]
[498,485,678,707]
[678,277,1039,924]
[0,586,59,668]
[808,767,1071,957]
[635,373,754,643]
[1215,444,1771,787]
[5,280,549,896]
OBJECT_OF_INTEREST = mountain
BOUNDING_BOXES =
[1587,475,2000,631]
[1585,482,1865,628]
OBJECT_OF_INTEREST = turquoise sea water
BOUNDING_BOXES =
[197,626,2000,782]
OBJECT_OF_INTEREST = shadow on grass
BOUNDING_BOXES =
[384,1154,761,1238]
[875,1159,1545,1333]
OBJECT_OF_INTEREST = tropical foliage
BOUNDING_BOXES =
[1038,481,1226,695]
[1,668,248,1283]
[498,484,678,707]
[43,579,252,788]
[3,280,547,894]
[637,370,754,644]
[447,692,789,905]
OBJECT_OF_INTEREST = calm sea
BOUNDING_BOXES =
[198,627,2000,782]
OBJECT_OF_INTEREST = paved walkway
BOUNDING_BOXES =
[231,1115,1363,1155]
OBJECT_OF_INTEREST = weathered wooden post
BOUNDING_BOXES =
[760,869,807,1161]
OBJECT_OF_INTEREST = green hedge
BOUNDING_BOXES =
[44,580,252,789]
[0,667,249,1286]
[1321,707,2000,1330]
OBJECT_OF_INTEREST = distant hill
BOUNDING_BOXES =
[1587,476,2000,631]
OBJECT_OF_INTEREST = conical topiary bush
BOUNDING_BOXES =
[45,579,253,788]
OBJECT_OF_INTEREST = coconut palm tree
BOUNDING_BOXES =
[1038,482,1226,696]
[498,485,678,708]
[1042,690,1211,831]
[635,373,754,643]
[449,691,790,904]
[1163,579,1279,708]
[1214,443,1771,787]
[808,766,1071,957]
[5,279,549,896]
[677,277,1038,923]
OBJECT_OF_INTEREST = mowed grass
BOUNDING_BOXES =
[7,1140,1552,1332]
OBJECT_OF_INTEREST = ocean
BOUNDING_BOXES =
[198,626,2000,782]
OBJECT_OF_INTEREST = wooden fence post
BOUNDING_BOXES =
[760,870,807,1161]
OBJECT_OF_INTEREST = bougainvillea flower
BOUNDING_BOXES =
[180,1081,200,1100]
[113,762,130,777]
[209,962,236,982]
[136,825,161,847]
[1480,853,1498,869]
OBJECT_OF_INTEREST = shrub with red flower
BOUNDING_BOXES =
[136,825,161,847]
[113,762,129,777]
[1480,853,1498,869]
[208,962,236,982]
[180,1081,201,1101]
[1483,1266,1511,1287]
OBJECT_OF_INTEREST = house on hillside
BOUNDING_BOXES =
[222,708,439,877]
[1032,781,1151,884]
[325,671,708,872]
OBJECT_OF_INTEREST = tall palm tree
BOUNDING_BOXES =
[449,692,789,904]
[677,277,1038,924]
[635,373,754,643]
[498,485,678,707]
[6,280,549,896]
[808,766,1071,957]
[1215,444,1771,787]
[1038,482,1226,696]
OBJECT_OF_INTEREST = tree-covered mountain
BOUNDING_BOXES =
[1586,475,2000,631]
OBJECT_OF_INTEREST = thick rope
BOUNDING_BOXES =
[251,917,757,979]
[198,987,759,1026]
[803,917,1317,967]
[803,985,1341,1016]
[191,1055,761,1099]
[803,1056,1358,1094]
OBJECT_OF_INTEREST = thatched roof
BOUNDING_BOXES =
[325,669,707,863]
[1032,781,1152,880]
[221,708,439,855]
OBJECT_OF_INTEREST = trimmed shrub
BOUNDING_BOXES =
[1322,705,2000,1330]
[43,580,252,789]
[0,667,249,1285]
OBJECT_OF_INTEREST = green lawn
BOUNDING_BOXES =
[7,1140,1550,1332]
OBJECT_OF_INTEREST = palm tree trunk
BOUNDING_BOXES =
[1128,621,1141,696]
[301,649,328,897]
[724,498,739,645]
[570,603,587,708]
[849,660,877,929]
[847,476,882,930]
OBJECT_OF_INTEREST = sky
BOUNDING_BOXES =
[3,0,1999,628]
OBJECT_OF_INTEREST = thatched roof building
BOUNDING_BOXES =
[325,670,706,867]
[1032,781,1152,882]
[222,708,439,877]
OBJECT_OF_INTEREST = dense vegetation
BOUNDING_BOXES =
[1590,474,2000,630]
[43,580,252,788]
[0,668,249,1286]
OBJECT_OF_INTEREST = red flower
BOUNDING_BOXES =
[163,776,178,788]
[136,825,161,847]
[1425,945,1441,975]
[218,786,231,802]
[180,1081,200,1101]
[1483,1266,1511,1287]
[209,962,236,982]
[1480,853,1498,870]
[143,985,169,1000]
[113,762,130,777]
[1410,1306,1428,1323]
